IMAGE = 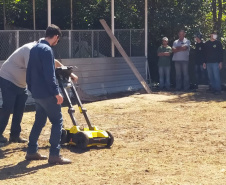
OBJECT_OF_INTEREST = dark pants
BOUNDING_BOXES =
[0,77,28,137]
[27,96,63,156]
[195,64,208,85]
[206,63,221,92]
[158,66,170,90]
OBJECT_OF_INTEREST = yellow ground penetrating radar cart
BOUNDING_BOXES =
[56,66,114,149]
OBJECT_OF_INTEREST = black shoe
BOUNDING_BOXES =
[9,136,28,143]
[48,155,72,165]
[25,152,48,160]
[0,135,8,143]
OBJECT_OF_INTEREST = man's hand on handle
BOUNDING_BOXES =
[203,63,206,69]
[70,73,78,82]
[219,62,223,70]
[56,93,63,105]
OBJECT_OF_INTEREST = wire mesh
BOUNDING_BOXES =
[71,31,93,58]
[131,29,145,56]
[94,30,111,57]
[52,31,69,59]
[0,31,16,60]
[115,29,131,57]
[19,31,45,46]
[0,29,145,60]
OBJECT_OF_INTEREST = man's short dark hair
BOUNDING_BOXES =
[45,24,62,38]
[179,29,186,34]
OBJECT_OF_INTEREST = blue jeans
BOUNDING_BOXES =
[195,64,208,85]
[174,61,189,90]
[158,66,170,89]
[27,96,63,156]
[0,77,28,137]
[206,63,221,92]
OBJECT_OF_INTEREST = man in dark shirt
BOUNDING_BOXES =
[26,24,71,164]
[194,33,208,85]
[203,31,223,94]
[157,37,172,90]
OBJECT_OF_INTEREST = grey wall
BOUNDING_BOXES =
[0,57,146,105]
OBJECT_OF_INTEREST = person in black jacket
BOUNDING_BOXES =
[203,31,223,94]
[194,33,208,86]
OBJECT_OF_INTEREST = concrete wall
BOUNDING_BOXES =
[0,57,146,105]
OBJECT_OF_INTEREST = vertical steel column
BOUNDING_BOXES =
[33,0,36,30]
[70,0,73,30]
[16,31,19,49]
[130,29,132,57]
[111,0,115,57]
[47,0,51,26]
[145,0,150,83]
[145,0,148,59]
[3,0,6,30]
[69,31,72,58]
[91,31,94,57]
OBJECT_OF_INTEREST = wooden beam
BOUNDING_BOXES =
[99,19,152,93]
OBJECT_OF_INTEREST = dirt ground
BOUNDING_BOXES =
[0,90,226,185]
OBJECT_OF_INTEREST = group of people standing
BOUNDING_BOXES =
[157,30,223,95]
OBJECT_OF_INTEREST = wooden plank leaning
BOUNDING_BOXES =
[99,19,152,94]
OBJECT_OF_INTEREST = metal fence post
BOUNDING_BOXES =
[69,30,72,58]
[97,31,99,57]
[91,30,94,58]
[16,31,19,48]
[79,32,81,58]
[130,29,132,57]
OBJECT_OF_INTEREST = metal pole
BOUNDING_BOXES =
[47,0,51,26]
[145,0,150,83]
[69,31,72,58]
[71,0,73,30]
[16,31,19,49]
[91,31,94,57]
[3,0,6,30]
[111,0,115,57]
[33,0,36,30]
[145,0,148,58]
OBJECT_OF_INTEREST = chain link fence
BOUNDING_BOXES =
[0,29,145,60]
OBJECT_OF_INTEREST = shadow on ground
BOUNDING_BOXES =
[155,90,226,103]
[0,160,50,180]
[61,144,111,154]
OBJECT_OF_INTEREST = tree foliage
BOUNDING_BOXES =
[1,0,226,83]
[0,0,226,45]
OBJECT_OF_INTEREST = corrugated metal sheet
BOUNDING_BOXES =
[0,57,146,105]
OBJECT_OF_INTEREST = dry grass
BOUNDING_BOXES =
[0,91,226,185]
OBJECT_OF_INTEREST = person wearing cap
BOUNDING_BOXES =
[194,32,208,86]
[203,31,223,95]
[172,30,191,91]
[157,37,172,90]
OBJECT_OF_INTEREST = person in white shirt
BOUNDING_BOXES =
[172,30,191,91]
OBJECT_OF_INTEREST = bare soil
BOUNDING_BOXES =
[0,90,226,185]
